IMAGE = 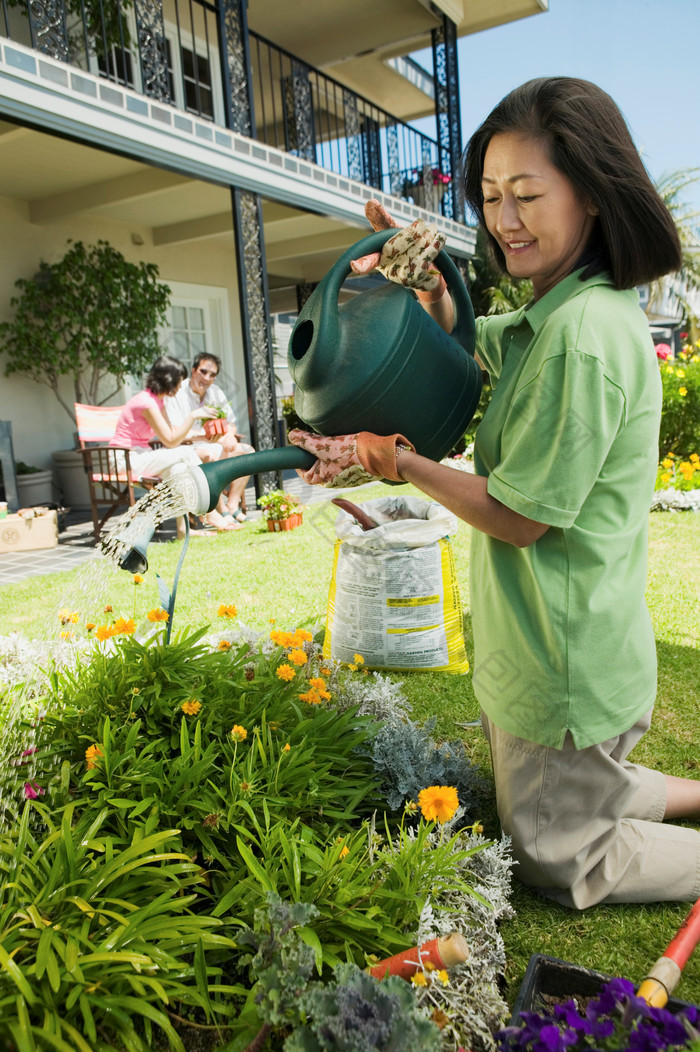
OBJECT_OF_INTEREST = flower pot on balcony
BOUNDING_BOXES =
[267,513,303,532]
[16,469,56,508]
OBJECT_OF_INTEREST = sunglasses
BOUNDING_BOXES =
[196,367,218,379]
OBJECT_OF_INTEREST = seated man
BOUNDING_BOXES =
[165,352,254,522]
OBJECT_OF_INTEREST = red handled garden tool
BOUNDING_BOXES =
[637,897,700,1006]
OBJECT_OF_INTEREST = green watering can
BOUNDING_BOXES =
[289,228,481,462]
[111,230,481,570]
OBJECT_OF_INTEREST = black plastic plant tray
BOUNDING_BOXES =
[510,953,694,1024]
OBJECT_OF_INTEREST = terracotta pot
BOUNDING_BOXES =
[267,513,303,532]
[203,418,228,438]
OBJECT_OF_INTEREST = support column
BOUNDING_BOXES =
[232,189,282,496]
[133,0,171,102]
[432,13,464,222]
[217,0,255,136]
[283,61,316,161]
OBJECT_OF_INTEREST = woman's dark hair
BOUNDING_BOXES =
[145,355,186,396]
[463,77,681,289]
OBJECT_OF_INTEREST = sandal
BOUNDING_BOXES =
[205,510,243,532]
[230,508,247,523]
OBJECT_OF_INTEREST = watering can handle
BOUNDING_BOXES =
[320,228,476,355]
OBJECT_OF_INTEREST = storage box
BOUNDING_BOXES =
[0,509,58,553]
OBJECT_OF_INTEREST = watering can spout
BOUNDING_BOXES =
[170,446,318,515]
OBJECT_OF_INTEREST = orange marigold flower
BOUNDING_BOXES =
[270,629,294,647]
[218,603,238,619]
[112,617,136,636]
[181,699,202,716]
[292,629,314,644]
[147,608,169,622]
[352,653,364,665]
[431,1008,450,1030]
[288,648,308,666]
[95,625,113,641]
[276,663,296,682]
[86,622,96,632]
[418,785,459,824]
[283,743,291,752]
[230,725,247,742]
[133,574,144,585]
[218,640,231,650]
[309,677,327,690]
[320,667,332,677]
[339,844,349,859]
[85,744,103,769]
[299,688,323,705]
[104,605,113,613]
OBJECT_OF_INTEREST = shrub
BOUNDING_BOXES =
[658,343,700,458]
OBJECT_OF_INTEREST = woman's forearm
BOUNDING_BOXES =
[395,450,549,548]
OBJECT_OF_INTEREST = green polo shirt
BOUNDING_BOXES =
[470,270,661,749]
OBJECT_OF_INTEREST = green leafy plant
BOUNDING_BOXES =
[0,239,171,424]
[257,490,304,521]
[658,345,700,458]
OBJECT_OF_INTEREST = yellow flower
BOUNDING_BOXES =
[181,699,202,716]
[85,744,102,769]
[133,574,144,585]
[230,725,247,742]
[437,969,450,986]
[112,617,136,636]
[95,625,113,641]
[86,622,96,631]
[352,653,364,665]
[104,604,113,613]
[218,640,231,650]
[662,458,674,469]
[667,451,675,459]
[690,453,700,463]
[270,629,294,647]
[218,603,238,618]
[676,369,686,378]
[320,667,332,677]
[411,972,428,987]
[283,743,291,752]
[59,630,74,640]
[679,387,688,397]
[276,663,296,681]
[147,608,169,622]
[339,845,349,859]
[309,677,327,690]
[348,664,357,672]
[59,609,80,625]
[288,648,308,666]
[418,785,459,824]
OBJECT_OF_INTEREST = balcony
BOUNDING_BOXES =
[0,0,462,220]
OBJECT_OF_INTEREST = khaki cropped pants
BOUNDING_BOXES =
[482,710,700,909]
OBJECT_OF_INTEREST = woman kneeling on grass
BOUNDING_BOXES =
[290,77,700,909]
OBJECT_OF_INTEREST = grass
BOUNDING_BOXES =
[0,485,699,1011]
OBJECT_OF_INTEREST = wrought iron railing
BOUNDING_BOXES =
[0,0,459,218]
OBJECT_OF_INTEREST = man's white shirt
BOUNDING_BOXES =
[165,379,237,440]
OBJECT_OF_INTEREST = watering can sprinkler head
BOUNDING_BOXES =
[117,521,157,574]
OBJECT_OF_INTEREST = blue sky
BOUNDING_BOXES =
[439,0,700,213]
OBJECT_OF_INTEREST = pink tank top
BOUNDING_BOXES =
[110,390,164,449]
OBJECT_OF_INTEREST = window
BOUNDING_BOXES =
[169,304,208,365]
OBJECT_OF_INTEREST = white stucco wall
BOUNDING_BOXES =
[0,194,246,469]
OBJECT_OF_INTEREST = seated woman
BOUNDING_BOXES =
[109,355,237,534]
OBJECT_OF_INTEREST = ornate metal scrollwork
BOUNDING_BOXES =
[218,0,254,135]
[343,89,362,182]
[27,0,69,61]
[283,60,315,160]
[432,16,464,222]
[233,189,280,494]
[386,123,402,197]
[133,0,170,101]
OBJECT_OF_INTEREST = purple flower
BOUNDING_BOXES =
[533,1023,578,1052]
[23,781,44,799]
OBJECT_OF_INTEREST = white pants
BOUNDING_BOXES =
[125,445,201,480]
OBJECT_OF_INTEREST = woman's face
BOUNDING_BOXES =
[481,132,597,300]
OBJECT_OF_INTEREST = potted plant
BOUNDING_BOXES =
[14,461,55,508]
[257,489,304,531]
[402,167,451,211]
[201,407,228,439]
[0,240,171,509]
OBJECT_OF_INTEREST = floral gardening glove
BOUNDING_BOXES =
[351,200,447,304]
[288,429,414,488]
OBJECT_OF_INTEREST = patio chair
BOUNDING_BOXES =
[74,403,161,542]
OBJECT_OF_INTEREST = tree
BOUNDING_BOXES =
[0,240,171,424]
[646,168,700,336]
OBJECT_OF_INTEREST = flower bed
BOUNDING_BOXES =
[0,611,513,1052]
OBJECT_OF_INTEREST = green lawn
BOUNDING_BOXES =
[1,486,699,1009]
